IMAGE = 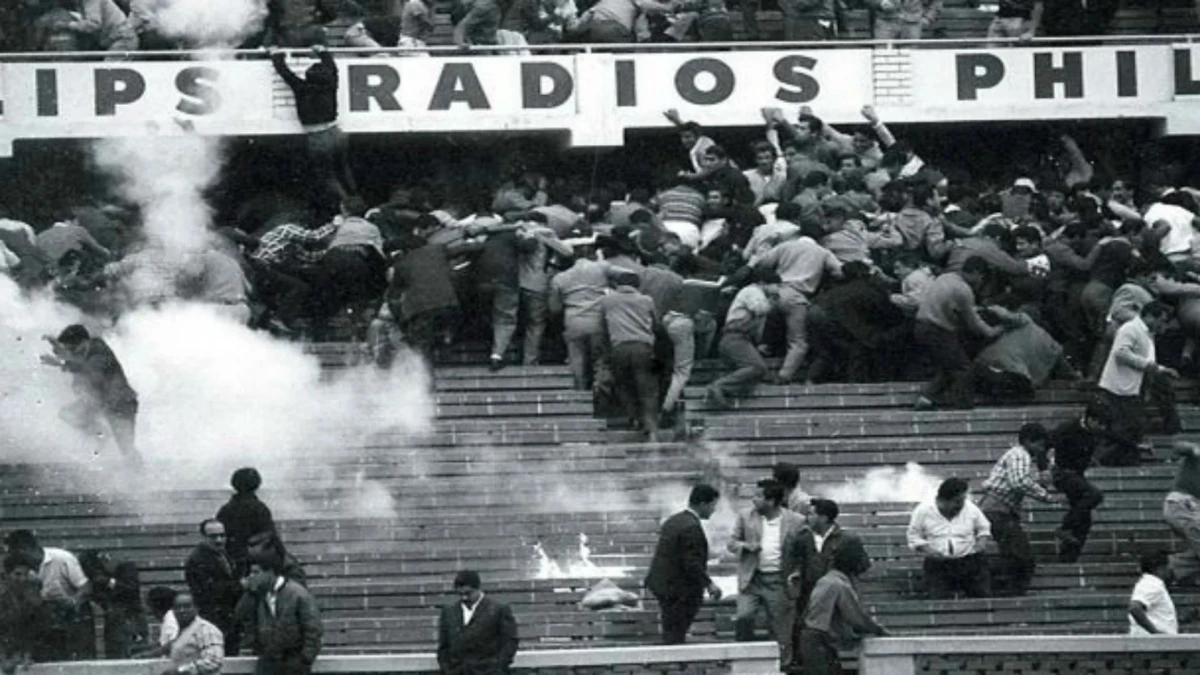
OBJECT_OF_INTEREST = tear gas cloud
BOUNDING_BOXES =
[0,277,433,522]
[811,461,944,504]
[135,0,269,49]
[3,123,432,522]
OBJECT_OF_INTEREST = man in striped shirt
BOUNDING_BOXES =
[978,423,1063,596]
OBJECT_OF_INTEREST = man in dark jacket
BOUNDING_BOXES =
[388,216,464,370]
[436,570,519,675]
[806,261,903,383]
[77,549,147,659]
[216,468,276,577]
[1048,403,1110,562]
[40,324,140,465]
[645,484,724,644]
[185,519,244,655]
[236,553,322,674]
[270,43,357,205]
[788,498,871,614]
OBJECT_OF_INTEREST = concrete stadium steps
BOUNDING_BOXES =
[6,344,1200,650]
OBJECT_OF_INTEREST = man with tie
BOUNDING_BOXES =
[185,519,244,655]
[437,570,519,675]
[644,484,724,644]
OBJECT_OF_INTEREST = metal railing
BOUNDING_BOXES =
[0,33,1195,62]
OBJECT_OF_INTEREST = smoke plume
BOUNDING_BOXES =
[811,462,944,504]
[0,278,434,521]
[135,0,270,49]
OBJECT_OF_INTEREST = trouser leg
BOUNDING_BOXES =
[712,332,767,399]
[489,284,519,360]
[657,593,702,644]
[1164,492,1200,580]
[520,288,548,365]
[1054,469,1103,555]
[661,314,695,412]
[986,510,1035,596]
[777,288,810,381]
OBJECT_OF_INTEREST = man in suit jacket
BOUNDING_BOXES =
[437,570,519,675]
[788,499,871,615]
[236,553,323,675]
[728,478,809,668]
[185,518,244,656]
[645,484,724,644]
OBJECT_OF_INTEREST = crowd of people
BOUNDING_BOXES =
[0,468,326,673]
[646,430,1200,673]
[4,97,1199,450]
[0,0,1177,55]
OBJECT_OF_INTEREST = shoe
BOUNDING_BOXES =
[489,356,505,372]
[913,396,935,411]
[706,385,731,409]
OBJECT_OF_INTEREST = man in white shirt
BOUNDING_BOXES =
[908,478,993,599]
[1097,301,1178,466]
[3,529,94,660]
[1144,190,1198,265]
[1129,550,1178,635]
[727,479,808,668]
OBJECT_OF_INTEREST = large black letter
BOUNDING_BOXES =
[1175,48,1200,96]
[1116,50,1137,98]
[674,58,734,106]
[1033,52,1083,99]
[955,53,1004,101]
[349,64,401,112]
[429,64,490,110]
[94,69,146,116]
[175,67,221,116]
[521,62,572,109]
[36,69,58,117]
[616,60,637,107]
[773,55,820,104]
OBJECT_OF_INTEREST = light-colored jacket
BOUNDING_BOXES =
[727,508,809,593]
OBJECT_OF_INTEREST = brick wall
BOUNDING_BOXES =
[871,47,912,106]
[917,652,1200,675]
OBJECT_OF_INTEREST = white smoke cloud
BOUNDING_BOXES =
[811,462,944,504]
[0,279,434,521]
[91,135,221,258]
[135,0,270,49]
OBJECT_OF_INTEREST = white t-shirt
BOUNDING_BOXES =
[1145,202,1196,258]
[159,610,180,646]
[1129,573,1177,635]
[759,515,783,573]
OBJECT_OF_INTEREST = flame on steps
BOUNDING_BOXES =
[533,534,636,580]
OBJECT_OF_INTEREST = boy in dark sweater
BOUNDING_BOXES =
[269,44,358,205]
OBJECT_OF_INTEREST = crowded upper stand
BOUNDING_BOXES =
[1,99,1198,447]
[0,0,1193,54]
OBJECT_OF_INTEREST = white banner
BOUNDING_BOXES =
[910,45,1177,108]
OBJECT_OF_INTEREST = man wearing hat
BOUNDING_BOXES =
[907,478,993,599]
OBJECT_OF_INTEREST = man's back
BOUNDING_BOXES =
[645,510,709,598]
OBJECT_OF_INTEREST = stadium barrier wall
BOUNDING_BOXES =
[1,38,1200,154]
